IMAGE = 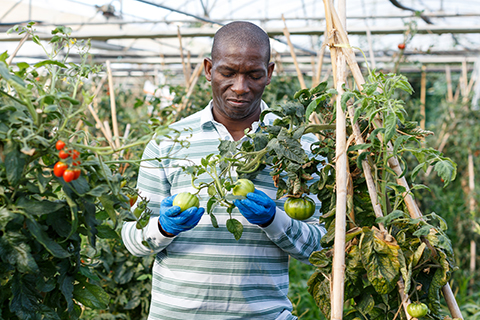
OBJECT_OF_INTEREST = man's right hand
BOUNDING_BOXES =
[158,195,204,237]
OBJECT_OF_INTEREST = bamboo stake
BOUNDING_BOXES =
[365,21,376,70]
[461,59,468,99]
[446,65,454,102]
[186,50,192,83]
[313,30,328,86]
[326,3,464,318]
[453,81,461,103]
[331,51,347,320]
[468,152,476,289]
[177,26,190,87]
[103,121,114,146]
[328,0,348,318]
[86,76,115,149]
[177,59,204,113]
[273,51,284,75]
[106,60,121,149]
[420,65,427,130]
[282,15,307,89]
[6,33,29,65]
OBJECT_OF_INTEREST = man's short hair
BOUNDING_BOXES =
[211,21,271,65]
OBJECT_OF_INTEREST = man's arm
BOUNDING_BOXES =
[235,190,326,265]
[121,140,173,257]
[260,208,326,264]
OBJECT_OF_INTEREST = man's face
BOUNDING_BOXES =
[204,42,275,121]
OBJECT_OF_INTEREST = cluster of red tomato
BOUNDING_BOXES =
[53,140,82,183]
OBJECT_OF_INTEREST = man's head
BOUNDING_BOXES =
[204,21,275,124]
[211,21,271,66]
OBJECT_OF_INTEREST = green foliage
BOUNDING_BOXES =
[0,23,173,319]
[304,71,457,319]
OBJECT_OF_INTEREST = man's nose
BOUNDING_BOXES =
[230,75,249,95]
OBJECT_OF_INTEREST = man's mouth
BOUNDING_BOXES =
[227,98,249,105]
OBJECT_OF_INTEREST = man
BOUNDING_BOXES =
[122,21,326,320]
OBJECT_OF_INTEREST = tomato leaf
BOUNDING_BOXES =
[26,218,71,258]
[360,227,401,294]
[0,231,39,273]
[33,60,68,69]
[10,273,41,318]
[73,281,110,309]
[433,158,457,187]
[226,218,243,240]
[210,213,219,228]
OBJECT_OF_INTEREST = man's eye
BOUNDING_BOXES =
[250,74,263,80]
[221,72,234,78]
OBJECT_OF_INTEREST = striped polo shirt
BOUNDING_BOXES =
[121,101,326,320]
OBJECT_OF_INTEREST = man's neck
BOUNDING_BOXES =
[212,106,261,141]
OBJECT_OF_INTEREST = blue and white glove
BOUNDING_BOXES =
[158,195,205,236]
[234,189,276,225]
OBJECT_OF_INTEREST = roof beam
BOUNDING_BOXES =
[2,24,480,42]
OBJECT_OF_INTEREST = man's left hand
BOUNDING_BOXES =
[234,189,276,226]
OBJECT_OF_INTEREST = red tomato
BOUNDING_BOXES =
[63,169,75,183]
[398,43,406,50]
[53,161,68,177]
[55,140,66,150]
[128,194,138,207]
[58,150,69,159]
[72,168,81,180]
[72,150,80,160]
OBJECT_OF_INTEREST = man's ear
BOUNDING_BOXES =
[265,62,275,85]
[204,58,213,81]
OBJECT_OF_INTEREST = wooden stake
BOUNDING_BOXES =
[365,22,376,70]
[6,33,29,65]
[282,15,307,89]
[420,65,427,130]
[313,30,327,86]
[331,52,347,320]
[326,2,464,318]
[177,59,204,113]
[106,60,121,149]
[328,0,348,318]
[446,65,454,102]
[177,26,190,87]
[86,76,115,149]
[186,50,192,83]
[468,152,476,289]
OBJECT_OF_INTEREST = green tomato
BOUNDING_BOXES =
[232,179,255,197]
[284,197,315,220]
[407,302,429,318]
[173,192,200,212]
[133,200,147,219]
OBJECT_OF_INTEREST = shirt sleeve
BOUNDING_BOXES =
[261,208,327,264]
[121,138,174,257]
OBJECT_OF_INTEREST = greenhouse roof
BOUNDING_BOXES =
[1,0,480,77]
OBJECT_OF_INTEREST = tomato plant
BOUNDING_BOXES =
[284,197,315,220]
[173,192,200,212]
[407,302,429,318]
[232,178,255,197]
[0,23,184,319]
